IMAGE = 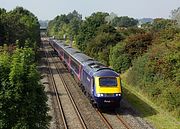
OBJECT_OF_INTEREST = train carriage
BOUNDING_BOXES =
[49,39,122,108]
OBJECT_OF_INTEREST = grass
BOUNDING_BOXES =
[121,74,180,129]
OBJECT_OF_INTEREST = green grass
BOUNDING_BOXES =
[121,74,180,129]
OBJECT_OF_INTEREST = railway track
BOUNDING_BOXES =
[47,47,134,129]
[50,49,87,129]
[43,41,87,129]
[44,48,68,128]
[46,42,135,129]
[115,112,132,129]
[42,39,154,129]
[96,109,132,129]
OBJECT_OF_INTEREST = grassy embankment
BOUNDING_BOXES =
[121,72,180,129]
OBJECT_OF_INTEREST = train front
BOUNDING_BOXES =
[93,69,122,108]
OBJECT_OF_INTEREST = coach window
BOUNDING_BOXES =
[71,60,79,74]
[64,52,69,62]
[60,50,63,56]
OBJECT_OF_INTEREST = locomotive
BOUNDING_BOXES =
[49,38,122,108]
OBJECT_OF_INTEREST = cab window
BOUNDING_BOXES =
[99,77,117,87]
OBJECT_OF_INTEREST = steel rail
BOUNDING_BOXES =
[96,109,113,129]
[43,42,68,129]
[47,40,132,129]
[50,49,88,129]
[116,112,132,129]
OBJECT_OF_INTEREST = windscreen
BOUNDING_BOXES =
[99,77,117,87]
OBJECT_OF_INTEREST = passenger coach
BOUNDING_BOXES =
[49,38,122,108]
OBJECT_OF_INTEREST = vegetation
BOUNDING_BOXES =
[0,7,40,48]
[0,48,49,129]
[48,11,136,65]
[84,24,123,65]
[0,7,49,128]
[110,32,153,72]
[110,16,138,28]
[127,34,180,118]
[47,10,82,41]
[48,8,180,128]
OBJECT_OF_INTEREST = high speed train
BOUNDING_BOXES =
[49,38,122,108]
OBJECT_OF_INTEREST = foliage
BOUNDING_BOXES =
[110,32,153,72]
[0,7,40,48]
[85,24,123,65]
[48,10,180,119]
[76,12,109,51]
[111,16,138,28]
[116,27,145,37]
[127,37,180,118]
[109,42,131,73]
[152,18,176,31]
[153,27,180,43]
[47,10,82,40]
[105,12,117,23]
[125,32,153,59]
[171,7,180,27]
[0,7,49,128]
[0,47,50,129]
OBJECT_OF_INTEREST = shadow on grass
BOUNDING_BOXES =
[117,87,158,118]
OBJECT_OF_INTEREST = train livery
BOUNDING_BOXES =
[49,39,122,108]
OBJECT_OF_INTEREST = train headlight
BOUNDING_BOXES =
[97,93,103,97]
[116,93,121,96]
[97,93,101,97]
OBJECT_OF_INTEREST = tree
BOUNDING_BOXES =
[47,10,82,41]
[0,7,50,128]
[67,10,82,21]
[125,32,153,59]
[76,12,109,51]
[0,7,40,47]
[105,12,117,23]
[84,24,123,65]
[0,8,7,45]
[109,32,153,72]
[0,48,50,129]
[111,16,138,28]
[171,7,180,27]
[109,42,131,73]
[151,18,175,31]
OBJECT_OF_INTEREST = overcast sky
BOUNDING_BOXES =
[0,0,180,20]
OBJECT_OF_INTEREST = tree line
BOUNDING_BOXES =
[0,7,40,47]
[0,7,50,128]
[48,9,180,119]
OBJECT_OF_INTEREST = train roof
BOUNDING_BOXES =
[83,61,109,73]
[50,39,119,76]
[94,69,119,77]
[82,60,119,77]
[72,53,93,64]
[57,43,70,50]
[65,47,80,55]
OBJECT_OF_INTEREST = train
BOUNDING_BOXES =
[49,38,122,108]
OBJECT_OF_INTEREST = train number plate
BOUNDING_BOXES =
[104,100,111,103]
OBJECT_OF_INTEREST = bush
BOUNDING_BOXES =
[109,42,131,73]
[0,48,50,128]
[111,54,131,73]
[127,40,180,118]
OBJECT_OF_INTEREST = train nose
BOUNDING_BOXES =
[94,96,121,108]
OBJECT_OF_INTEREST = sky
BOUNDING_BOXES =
[0,0,180,20]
